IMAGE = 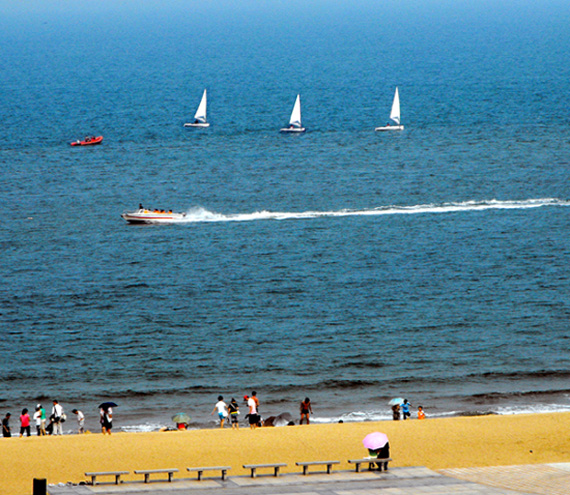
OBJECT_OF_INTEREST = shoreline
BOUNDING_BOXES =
[2,412,570,495]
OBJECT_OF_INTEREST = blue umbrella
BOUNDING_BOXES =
[388,398,404,406]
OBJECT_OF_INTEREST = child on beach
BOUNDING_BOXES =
[72,409,85,433]
[211,396,228,428]
[227,398,239,429]
[417,405,425,420]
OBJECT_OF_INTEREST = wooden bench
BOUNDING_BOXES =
[186,466,231,481]
[242,463,287,478]
[296,460,340,475]
[348,457,392,472]
[84,471,129,485]
[134,468,179,483]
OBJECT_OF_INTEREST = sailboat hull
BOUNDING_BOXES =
[184,123,210,128]
[375,125,404,131]
[280,127,306,133]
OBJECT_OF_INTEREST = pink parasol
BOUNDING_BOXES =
[362,432,389,450]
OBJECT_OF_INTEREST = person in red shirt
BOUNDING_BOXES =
[20,408,31,437]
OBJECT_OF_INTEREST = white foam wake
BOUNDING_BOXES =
[178,198,569,224]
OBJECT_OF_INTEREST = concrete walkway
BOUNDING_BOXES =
[47,464,570,495]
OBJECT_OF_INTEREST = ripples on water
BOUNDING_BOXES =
[1,1,570,431]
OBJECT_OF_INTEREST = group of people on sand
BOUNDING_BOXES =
[207,393,315,430]
[2,400,114,437]
[391,399,425,420]
[209,391,263,429]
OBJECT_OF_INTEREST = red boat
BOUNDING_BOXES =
[71,136,103,146]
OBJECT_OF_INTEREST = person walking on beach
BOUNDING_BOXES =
[100,405,113,434]
[401,399,411,420]
[211,396,228,428]
[300,397,313,424]
[2,412,12,437]
[52,400,64,435]
[72,409,85,434]
[228,398,239,429]
[20,408,31,437]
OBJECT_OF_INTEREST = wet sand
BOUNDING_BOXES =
[2,412,570,495]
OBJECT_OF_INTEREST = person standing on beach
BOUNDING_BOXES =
[211,396,228,428]
[52,400,64,435]
[33,406,43,436]
[72,409,85,434]
[20,408,31,437]
[2,412,11,437]
[401,399,411,420]
[100,405,112,434]
[38,404,46,435]
[227,398,239,429]
[247,395,259,429]
[251,391,260,413]
[417,405,425,420]
[391,404,400,420]
[300,397,313,424]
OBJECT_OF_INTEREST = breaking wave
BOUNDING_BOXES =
[179,198,569,224]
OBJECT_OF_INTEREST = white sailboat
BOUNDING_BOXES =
[280,94,305,133]
[184,89,210,128]
[375,87,404,131]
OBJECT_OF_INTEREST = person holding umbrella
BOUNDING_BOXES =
[99,402,116,435]
[362,432,390,471]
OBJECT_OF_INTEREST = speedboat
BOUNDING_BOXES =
[121,207,186,224]
[71,136,103,146]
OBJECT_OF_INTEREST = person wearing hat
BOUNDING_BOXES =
[2,413,11,437]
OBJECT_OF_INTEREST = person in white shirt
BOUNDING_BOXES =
[33,406,43,436]
[72,409,85,434]
[211,396,228,428]
[247,396,258,429]
[51,400,64,435]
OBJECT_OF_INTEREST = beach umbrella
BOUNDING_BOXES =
[388,398,404,406]
[171,413,190,424]
[363,432,389,450]
[98,402,118,409]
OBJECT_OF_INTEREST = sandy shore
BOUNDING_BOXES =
[3,412,570,495]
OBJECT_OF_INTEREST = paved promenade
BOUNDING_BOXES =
[47,463,570,495]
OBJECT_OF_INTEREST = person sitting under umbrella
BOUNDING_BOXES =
[363,432,390,471]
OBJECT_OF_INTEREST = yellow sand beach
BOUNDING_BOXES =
[2,412,570,495]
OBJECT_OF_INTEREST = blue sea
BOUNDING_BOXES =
[1,0,570,433]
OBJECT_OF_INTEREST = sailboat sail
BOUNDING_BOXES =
[389,87,400,125]
[194,89,207,123]
[290,94,302,127]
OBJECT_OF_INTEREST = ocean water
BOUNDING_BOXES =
[1,0,570,433]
